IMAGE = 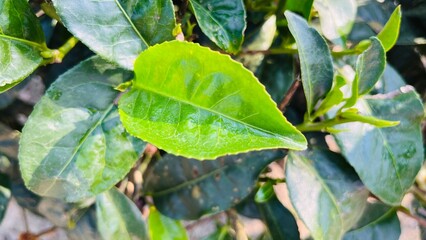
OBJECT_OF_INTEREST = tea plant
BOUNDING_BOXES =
[0,0,425,239]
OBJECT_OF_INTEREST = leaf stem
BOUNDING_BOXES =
[295,117,355,132]
[396,206,426,228]
[42,37,79,64]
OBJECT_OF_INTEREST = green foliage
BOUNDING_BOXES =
[96,188,148,240]
[0,0,425,239]
[0,0,46,92]
[119,41,306,159]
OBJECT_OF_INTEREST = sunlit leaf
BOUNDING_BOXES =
[377,6,402,52]
[0,0,46,92]
[119,41,306,159]
[148,206,188,240]
[52,0,176,69]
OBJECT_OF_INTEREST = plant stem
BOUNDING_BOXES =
[295,117,356,132]
[258,177,286,184]
[55,37,79,62]
[279,76,300,111]
[227,209,248,240]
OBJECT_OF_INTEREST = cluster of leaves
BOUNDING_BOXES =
[0,0,426,239]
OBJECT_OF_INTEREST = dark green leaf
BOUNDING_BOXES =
[119,41,306,159]
[285,11,333,118]
[256,54,294,104]
[148,206,188,240]
[96,188,148,240]
[343,203,400,240]
[0,0,46,92]
[19,56,146,202]
[357,37,386,95]
[189,0,246,53]
[286,149,369,240]
[257,194,299,240]
[285,0,314,20]
[345,37,386,108]
[52,0,176,69]
[377,6,402,52]
[332,87,424,205]
[67,206,101,240]
[314,0,357,45]
[144,150,285,219]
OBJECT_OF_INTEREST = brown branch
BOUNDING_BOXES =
[278,76,301,111]
[397,206,426,228]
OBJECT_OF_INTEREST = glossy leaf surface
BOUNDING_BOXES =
[52,0,176,69]
[314,0,357,45]
[189,0,246,53]
[286,149,369,240]
[0,0,46,92]
[333,87,424,205]
[97,188,148,240]
[285,11,333,117]
[343,203,400,240]
[357,37,386,95]
[377,6,401,52]
[257,194,299,240]
[19,56,146,202]
[148,206,188,240]
[119,41,306,159]
[143,150,285,219]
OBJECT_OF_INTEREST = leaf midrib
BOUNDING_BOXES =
[41,104,115,195]
[113,0,149,47]
[0,33,45,49]
[133,85,300,147]
[149,164,230,196]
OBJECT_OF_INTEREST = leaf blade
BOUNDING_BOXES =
[286,149,369,240]
[148,206,188,240]
[189,0,246,53]
[96,188,148,240]
[119,41,306,159]
[332,87,424,205]
[19,56,146,202]
[144,150,285,219]
[0,0,46,92]
[377,6,402,52]
[284,11,334,118]
[52,0,176,69]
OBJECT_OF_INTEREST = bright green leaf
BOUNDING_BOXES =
[257,194,300,240]
[286,149,369,240]
[119,41,306,159]
[343,203,400,240]
[148,206,188,240]
[377,6,402,52]
[314,75,346,118]
[314,0,357,46]
[254,181,275,203]
[332,87,424,205]
[96,188,148,240]
[52,0,176,69]
[189,0,246,53]
[0,0,46,92]
[285,0,314,20]
[143,150,285,219]
[19,56,146,202]
[285,11,333,118]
